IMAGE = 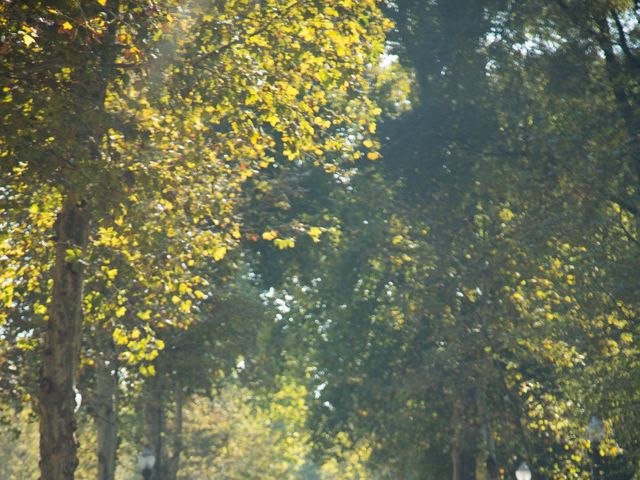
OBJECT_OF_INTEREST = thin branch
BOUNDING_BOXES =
[610,196,639,216]
[591,276,635,324]
[616,212,640,249]
[611,10,639,65]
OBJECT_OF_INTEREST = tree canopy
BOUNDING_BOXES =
[2,1,640,479]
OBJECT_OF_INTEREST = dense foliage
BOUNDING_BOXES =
[2,1,640,479]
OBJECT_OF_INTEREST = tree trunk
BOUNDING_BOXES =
[165,382,184,480]
[477,386,499,480]
[39,199,90,480]
[451,444,477,480]
[95,338,119,480]
[450,399,477,480]
[36,3,121,478]
[144,379,165,480]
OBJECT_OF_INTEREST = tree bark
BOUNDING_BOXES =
[39,198,90,480]
[95,338,119,480]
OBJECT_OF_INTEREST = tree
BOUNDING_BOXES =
[0,1,388,478]
[251,1,640,478]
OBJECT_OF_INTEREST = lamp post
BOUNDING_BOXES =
[515,462,532,480]
[587,416,605,480]
[138,446,156,480]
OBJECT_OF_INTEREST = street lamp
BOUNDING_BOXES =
[138,446,155,480]
[515,462,532,480]
[587,416,605,480]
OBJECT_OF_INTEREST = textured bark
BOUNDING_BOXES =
[39,199,90,480]
[95,340,119,480]
[36,3,121,478]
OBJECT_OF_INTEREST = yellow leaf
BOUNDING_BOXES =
[145,351,159,361]
[326,6,339,16]
[262,230,278,241]
[212,246,227,261]
[299,26,315,41]
[498,208,515,222]
[179,300,192,313]
[140,364,156,377]
[113,328,128,346]
[391,235,403,245]
[366,151,380,161]
[97,0,107,5]
[34,303,47,315]
[363,139,374,148]
[115,306,127,318]
[512,292,525,303]
[22,34,36,47]
[308,227,322,243]
[274,238,296,249]
[137,310,151,321]
[61,21,73,31]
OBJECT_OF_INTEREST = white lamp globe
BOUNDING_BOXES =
[587,416,605,443]
[515,462,532,480]
[137,446,156,471]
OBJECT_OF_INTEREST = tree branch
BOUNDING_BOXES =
[610,196,639,216]
[611,10,639,67]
